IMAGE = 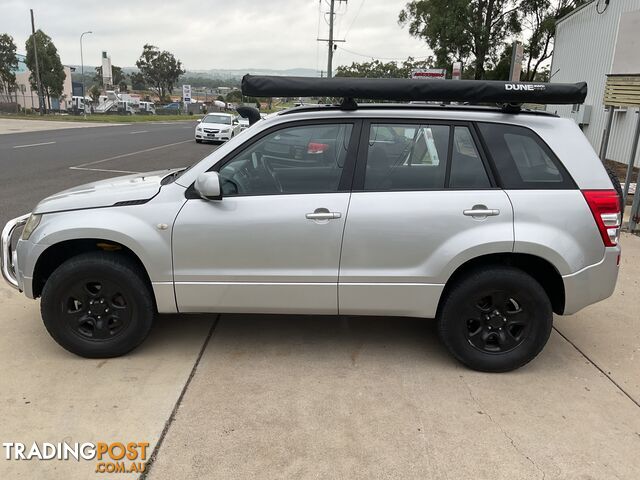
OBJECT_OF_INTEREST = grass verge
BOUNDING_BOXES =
[0,114,198,123]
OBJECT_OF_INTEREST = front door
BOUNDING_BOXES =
[173,121,360,314]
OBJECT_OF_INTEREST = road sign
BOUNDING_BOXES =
[452,62,462,80]
[182,84,192,102]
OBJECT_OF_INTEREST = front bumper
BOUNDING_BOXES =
[562,247,620,315]
[1,214,30,290]
[195,132,231,141]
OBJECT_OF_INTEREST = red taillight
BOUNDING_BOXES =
[307,142,329,154]
[582,189,621,247]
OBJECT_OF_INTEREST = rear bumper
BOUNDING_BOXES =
[1,214,30,291]
[562,247,620,315]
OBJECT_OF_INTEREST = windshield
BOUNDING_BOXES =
[203,114,231,125]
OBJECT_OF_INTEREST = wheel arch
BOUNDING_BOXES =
[32,238,153,301]
[438,253,565,316]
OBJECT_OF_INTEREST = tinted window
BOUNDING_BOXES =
[364,124,450,190]
[218,123,353,196]
[450,126,491,188]
[478,122,572,188]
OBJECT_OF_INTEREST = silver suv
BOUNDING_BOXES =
[1,79,622,372]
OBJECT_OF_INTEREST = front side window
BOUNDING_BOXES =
[364,123,450,190]
[218,123,353,196]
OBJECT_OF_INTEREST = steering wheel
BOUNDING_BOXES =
[256,153,283,193]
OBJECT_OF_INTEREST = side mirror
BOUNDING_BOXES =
[232,119,239,125]
[194,171,222,200]
[197,118,202,123]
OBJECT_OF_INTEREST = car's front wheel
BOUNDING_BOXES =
[41,252,155,358]
[437,266,552,372]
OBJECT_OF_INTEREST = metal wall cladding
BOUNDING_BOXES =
[548,0,640,167]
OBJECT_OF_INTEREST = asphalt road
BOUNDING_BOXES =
[0,121,218,227]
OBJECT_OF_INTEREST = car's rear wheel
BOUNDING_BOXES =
[437,266,552,372]
[41,252,154,358]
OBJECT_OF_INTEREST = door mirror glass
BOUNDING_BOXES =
[194,171,222,200]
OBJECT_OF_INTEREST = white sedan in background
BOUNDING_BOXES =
[195,113,241,143]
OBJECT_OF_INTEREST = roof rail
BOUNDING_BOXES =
[241,75,587,111]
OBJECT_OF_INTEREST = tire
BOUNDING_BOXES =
[437,266,552,372]
[41,252,155,358]
[605,165,624,209]
[195,139,202,143]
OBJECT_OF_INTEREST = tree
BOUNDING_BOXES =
[335,56,434,78]
[89,84,101,103]
[519,0,584,81]
[399,0,520,79]
[136,44,185,100]
[25,29,65,111]
[399,0,585,81]
[225,89,243,103]
[130,71,146,90]
[94,65,126,87]
[0,34,18,103]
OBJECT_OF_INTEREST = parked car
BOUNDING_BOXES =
[159,102,181,114]
[1,77,622,372]
[238,117,250,131]
[195,113,241,143]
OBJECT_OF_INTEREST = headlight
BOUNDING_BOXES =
[222,128,230,133]
[196,127,203,132]
[22,214,42,240]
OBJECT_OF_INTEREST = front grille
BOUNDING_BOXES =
[204,129,219,134]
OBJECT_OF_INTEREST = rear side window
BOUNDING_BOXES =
[478,122,574,189]
[450,126,491,188]
[364,124,450,190]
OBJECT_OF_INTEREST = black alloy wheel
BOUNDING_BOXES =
[438,266,553,372]
[41,252,154,358]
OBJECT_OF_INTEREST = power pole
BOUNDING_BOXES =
[327,0,335,79]
[30,9,45,115]
[317,0,346,79]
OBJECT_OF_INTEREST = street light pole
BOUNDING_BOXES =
[80,31,92,119]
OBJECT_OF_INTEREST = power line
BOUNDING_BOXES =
[343,0,366,40]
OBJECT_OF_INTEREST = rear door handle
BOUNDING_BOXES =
[463,205,500,217]
[306,212,342,220]
[306,208,342,220]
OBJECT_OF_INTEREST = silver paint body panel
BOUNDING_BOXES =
[6,106,620,318]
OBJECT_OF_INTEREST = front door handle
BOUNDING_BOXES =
[463,205,500,218]
[306,208,342,220]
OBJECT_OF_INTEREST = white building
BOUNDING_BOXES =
[1,53,74,111]
[549,0,640,167]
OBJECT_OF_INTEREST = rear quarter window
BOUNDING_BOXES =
[477,122,575,189]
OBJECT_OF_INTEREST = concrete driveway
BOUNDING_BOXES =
[1,234,639,479]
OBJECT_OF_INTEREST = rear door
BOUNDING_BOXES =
[338,120,514,318]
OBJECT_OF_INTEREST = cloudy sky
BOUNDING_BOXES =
[2,0,431,72]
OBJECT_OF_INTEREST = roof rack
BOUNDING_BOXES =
[277,102,559,117]
[241,75,587,112]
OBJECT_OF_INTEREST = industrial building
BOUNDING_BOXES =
[549,0,640,168]
[1,53,74,111]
